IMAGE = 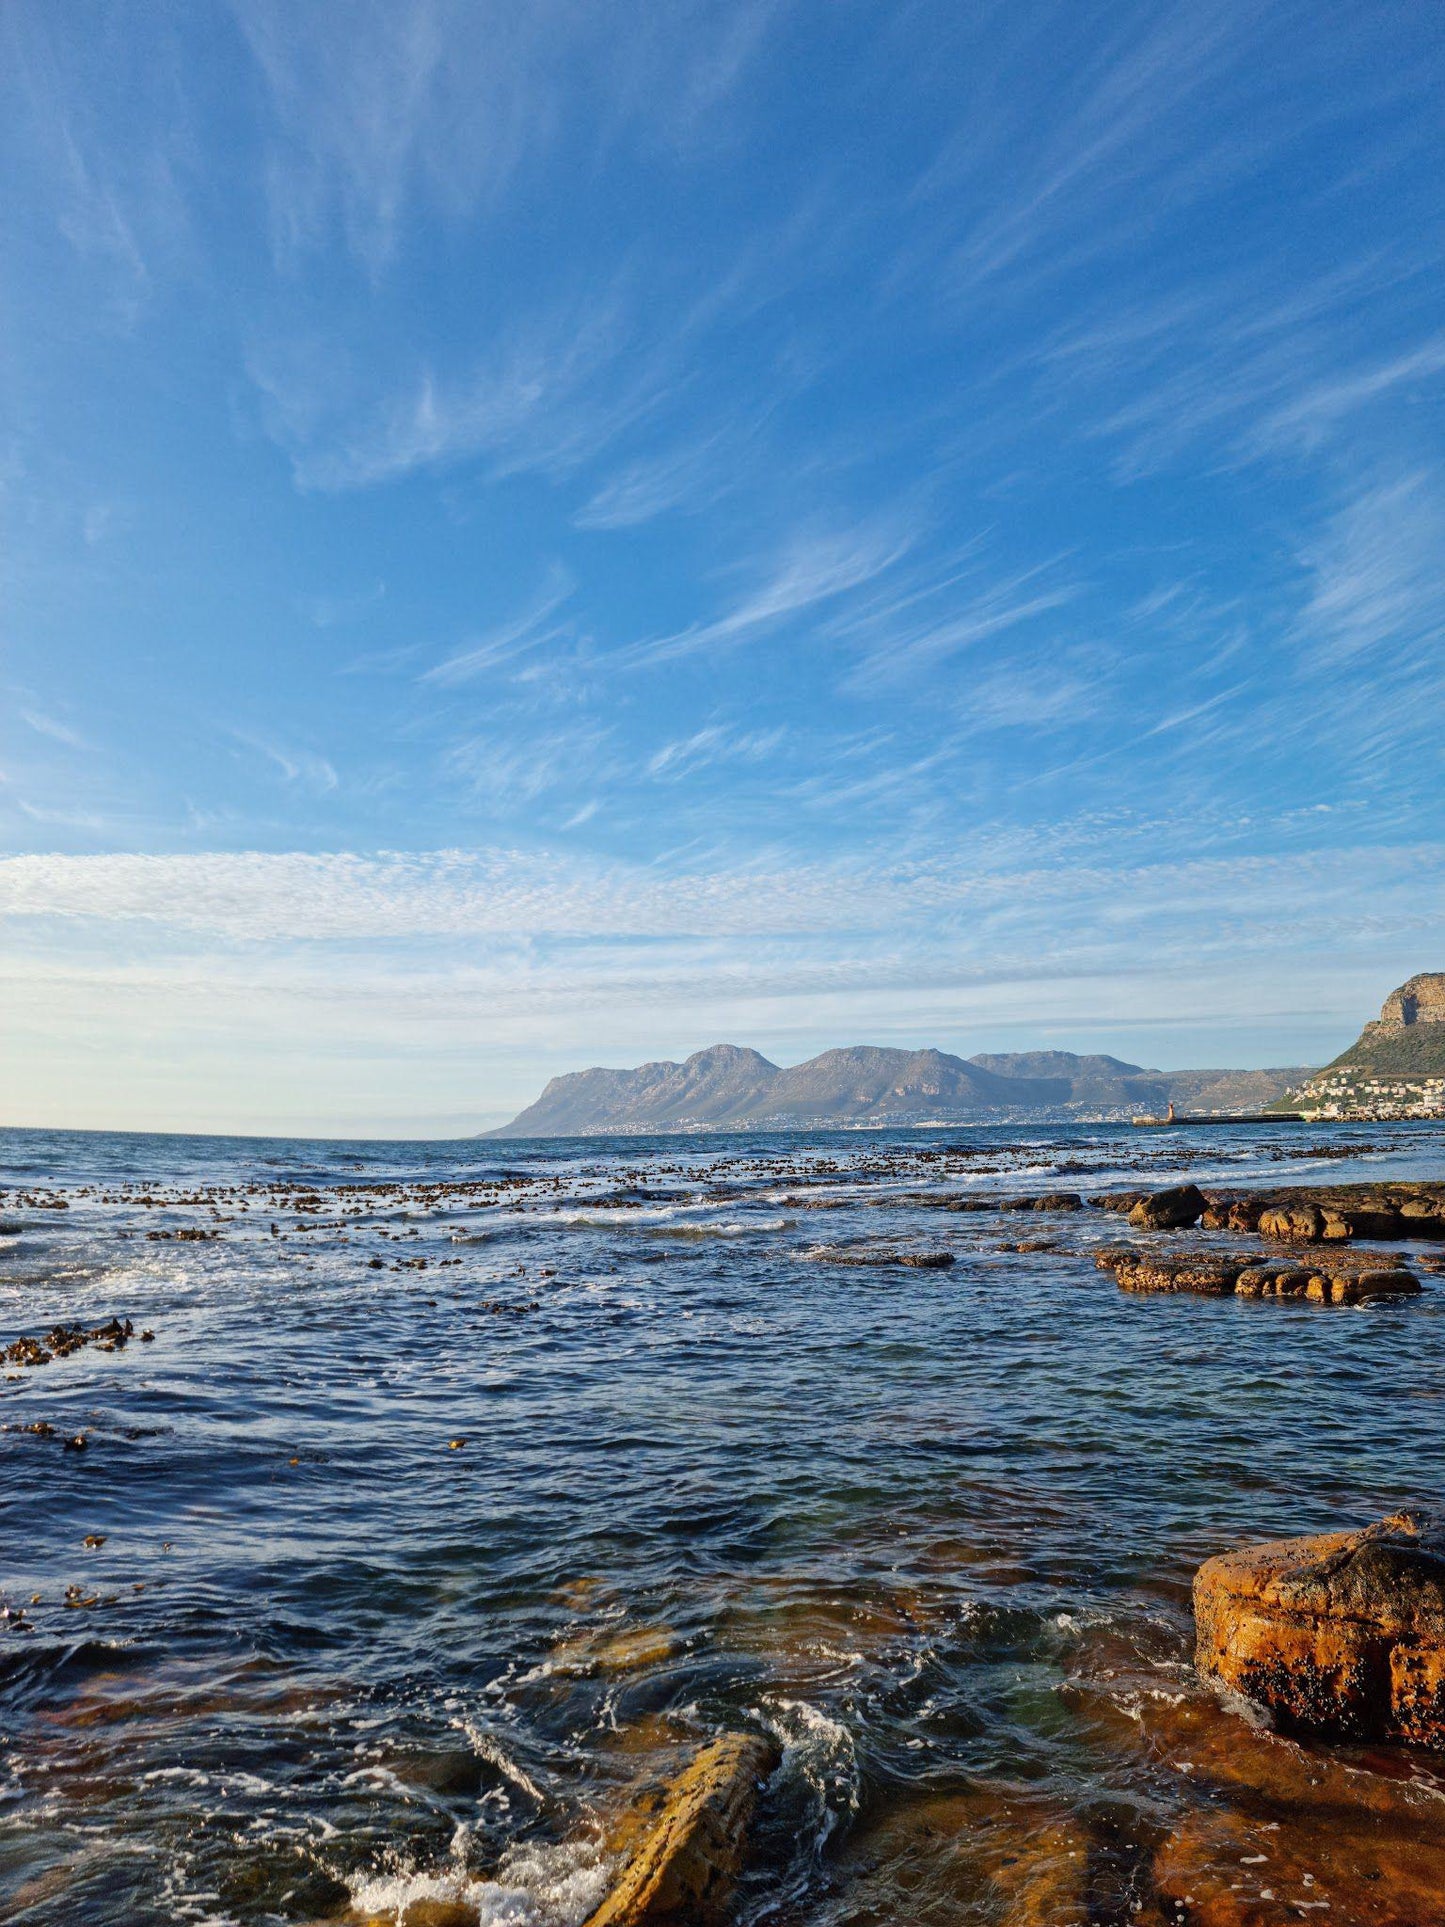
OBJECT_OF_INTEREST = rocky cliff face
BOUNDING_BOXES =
[1285,972,1445,1119]
[490,1045,1308,1136]
[1381,972,1445,1027]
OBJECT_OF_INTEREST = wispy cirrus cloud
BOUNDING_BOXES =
[232,732,340,795]
[422,568,576,687]
[440,721,619,810]
[1248,332,1445,458]
[20,708,88,750]
[835,554,1082,691]
[246,283,668,492]
[1297,473,1444,664]
[619,521,916,666]
[234,0,785,271]
[574,430,738,530]
[646,723,785,780]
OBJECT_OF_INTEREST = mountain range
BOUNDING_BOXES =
[487,1045,1310,1136]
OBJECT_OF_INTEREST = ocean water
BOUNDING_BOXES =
[2,1119,1443,1925]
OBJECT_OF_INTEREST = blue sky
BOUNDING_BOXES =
[2,0,1443,1133]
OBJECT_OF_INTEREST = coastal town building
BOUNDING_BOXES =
[1286,973,1445,1120]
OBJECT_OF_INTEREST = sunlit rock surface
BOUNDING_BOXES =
[1195,1512,1445,1747]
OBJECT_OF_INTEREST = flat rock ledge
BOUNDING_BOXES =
[1094,1245,1420,1302]
[1195,1511,1445,1748]
[1095,1181,1445,1243]
[584,1731,780,1927]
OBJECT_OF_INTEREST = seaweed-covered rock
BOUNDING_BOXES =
[1195,1511,1445,1747]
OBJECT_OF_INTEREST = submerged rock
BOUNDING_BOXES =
[804,1244,955,1268]
[1151,1797,1445,1926]
[583,1732,779,1927]
[828,1787,1094,1927]
[1063,1626,1445,1925]
[353,1905,478,1927]
[1195,1511,1445,1747]
[554,1624,679,1675]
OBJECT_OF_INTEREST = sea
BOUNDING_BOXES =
[1,1119,1443,1926]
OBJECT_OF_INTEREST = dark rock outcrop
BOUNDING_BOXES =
[1205,1182,1445,1243]
[1129,1183,1207,1230]
[1195,1512,1445,1747]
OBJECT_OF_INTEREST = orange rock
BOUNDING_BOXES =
[1163,1803,1445,1927]
[1063,1653,1445,1923]
[1152,1797,1445,1925]
[827,1787,1094,1927]
[1195,1511,1445,1746]
[582,1732,779,1927]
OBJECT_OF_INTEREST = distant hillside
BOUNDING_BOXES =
[1282,972,1445,1118]
[489,1045,1309,1137]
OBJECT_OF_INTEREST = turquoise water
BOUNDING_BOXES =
[1,1121,1442,1924]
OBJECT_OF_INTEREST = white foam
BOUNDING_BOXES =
[453,1719,548,1804]
[350,1838,613,1927]
[763,1698,860,1852]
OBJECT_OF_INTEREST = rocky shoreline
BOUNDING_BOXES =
[7,1139,1445,1927]
[318,1503,1445,1927]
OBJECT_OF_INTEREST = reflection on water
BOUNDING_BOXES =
[1,1121,1443,1924]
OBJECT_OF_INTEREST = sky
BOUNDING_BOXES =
[2,0,1443,1135]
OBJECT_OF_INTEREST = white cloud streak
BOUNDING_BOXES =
[620,523,916,666]
[422,569,575,686]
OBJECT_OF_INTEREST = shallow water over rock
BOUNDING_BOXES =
[2,1120,1444,1925]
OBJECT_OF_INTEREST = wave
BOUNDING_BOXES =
[349,1838,613,1927]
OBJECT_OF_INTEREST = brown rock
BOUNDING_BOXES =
[308,1903,481,1927]
[1220,1183,1445,1245]
[1095,1246,1250,1294]
[825,1787,1094,1927]
[1062,1650,1445,1925]
[582,1732,779,1927]
[1003,1191,1082,1212]
[1113,1255,1243,1295]
[1129,1184,1208,1231]
[1090,1190,1147,1214]
[1224,1197,1268,1234]
[1256,1202,1323,1242]
[1233,1261,1420,1304]
[1194,1511,1445,1747]
[1152,1803,1445,1926]
[1093,1243,1139,1270]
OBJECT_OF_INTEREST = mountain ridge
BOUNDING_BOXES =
[488,1044,1310,1137]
